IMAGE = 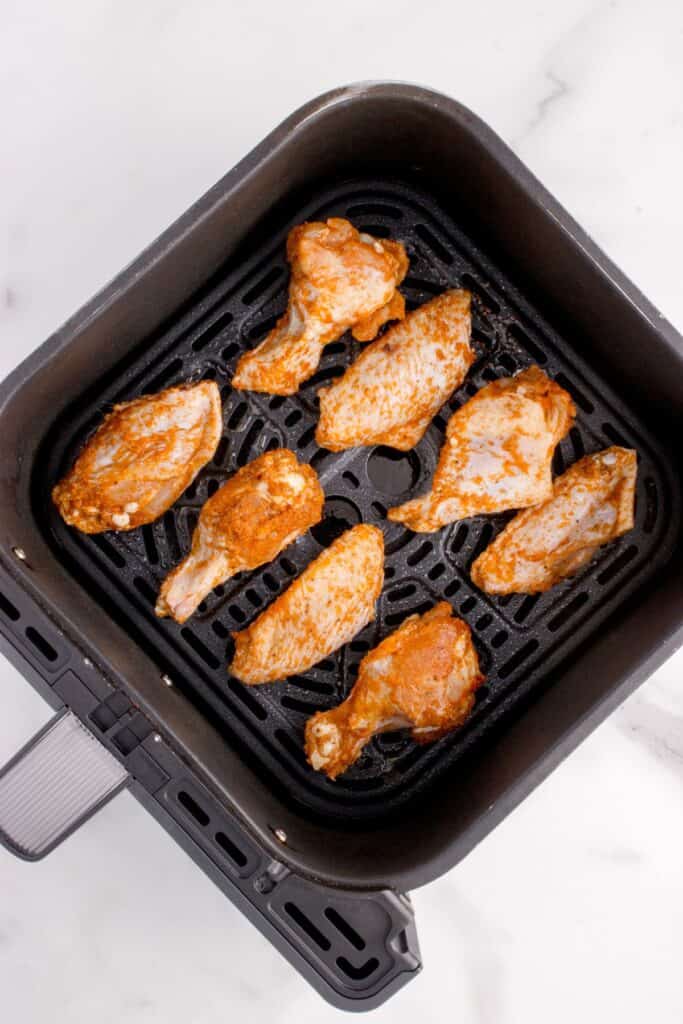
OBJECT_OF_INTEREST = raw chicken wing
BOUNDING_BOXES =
[232,219,408,395]
[305,603,484,779]
[156,449,324,623]
[230,524,384,684]
[316,289,473,451]
[52,382,222,534]
[389,367,575,532]
[471,446,637,594]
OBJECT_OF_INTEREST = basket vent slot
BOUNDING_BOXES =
[346,202,402,220]
[91,534,126,568]
[25,626,58,663]
[336,955,380,980]
[237,419,264,466]
[602,422,629,448]
[596,544,638,585]
[215,830,248,868]
[290,675,334,696]
[141,524,159,565]
[387,584,417,604]
[181,628,220,669]
[460,273,500,314]
[507,323,546,364]
[513,594,540,624]
[556,373,594,413]
[177,789,209,827]
[547,592,589,632]
[498,639,539,679]
[386,600,432,627]
[227,680,268,721]
[415,223,453,265]
[281,695,322,715]
[284,903,331,951]
[192,310,234,351]
[324,908,366,950]
[0,591,20,622]
[406,542,432,567]
[228,401,248,430]
[133,577,156,605]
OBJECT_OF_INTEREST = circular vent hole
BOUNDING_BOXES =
[367,446,420,494]
[311,497,362,547]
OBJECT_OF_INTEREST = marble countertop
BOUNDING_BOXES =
[2,2,683,1021]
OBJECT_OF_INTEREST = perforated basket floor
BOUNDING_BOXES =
[40,179,678,823]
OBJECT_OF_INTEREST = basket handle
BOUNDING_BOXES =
[0,709,129,859]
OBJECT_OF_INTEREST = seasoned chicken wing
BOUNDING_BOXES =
[471,446,637,594]
[230,524,384,684]
[232,219,408,395]
[316,289,473,452]
[52,382,222,534]
[155,449,324,623]
[305,603,484,779]
[389,367,575,532]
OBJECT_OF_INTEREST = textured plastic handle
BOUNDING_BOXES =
[0,709,129,859]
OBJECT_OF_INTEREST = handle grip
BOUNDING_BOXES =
[0,709,128,859]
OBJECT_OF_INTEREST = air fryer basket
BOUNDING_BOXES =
[1,84,682,1011]
[40,177,678,822]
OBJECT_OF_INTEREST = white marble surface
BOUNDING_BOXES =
[2,1,683,1021]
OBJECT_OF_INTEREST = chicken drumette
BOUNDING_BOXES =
[389,366,575,532]
[232,219,408,395]
[316,289,473,452]
[471,446,637,594]
[52,382,222,534]
[230,524,384,684]
[305,603,484,779]
[156,449,324,623]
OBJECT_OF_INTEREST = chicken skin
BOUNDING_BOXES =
[316,289,473,452]
[232,219,408,395]
[389,367,575,532]
[52,382,222,534]
[471,446,637,594]
[305,603,484,779]
[230,524,384,684]
[155,449,324,623]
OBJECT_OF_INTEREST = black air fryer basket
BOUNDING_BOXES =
[1,84,682,1011]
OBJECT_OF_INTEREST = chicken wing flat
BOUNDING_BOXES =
[388,366,575,532]
[52,382,222,534]
[155,449,324,623]
[232,219,408,395]
[305,603,484,779]
[471,446,637,594]
[316,289,473,452]
[230,524,384,684]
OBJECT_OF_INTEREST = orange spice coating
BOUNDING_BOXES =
[155,449,324,623]
[316,289,473,452]
[471,446,637,594]
[230,524,384,684]
[232,218,408,395]
[52,382,222,534]
[304,603,484,779]
[388,366,576,532]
